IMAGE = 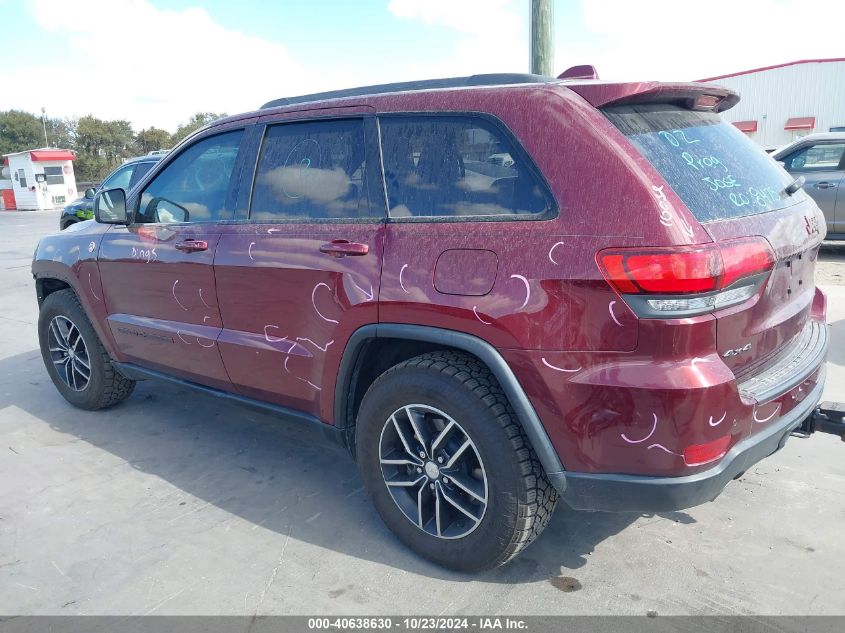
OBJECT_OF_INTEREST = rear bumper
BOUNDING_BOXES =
[553,367,825,512]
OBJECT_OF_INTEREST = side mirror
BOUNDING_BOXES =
[84,187,96,199]
[146,197,190,223]
[94,188,130,225]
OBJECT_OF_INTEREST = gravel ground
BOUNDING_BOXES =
[818,242,845,286]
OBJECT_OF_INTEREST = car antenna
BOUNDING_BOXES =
[783,175,805,196]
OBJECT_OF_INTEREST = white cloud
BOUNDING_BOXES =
[567,0,845,82]
[387,0,527,77]
[8,0,843,134]
[388,0,518,34]
[3,0,339,132]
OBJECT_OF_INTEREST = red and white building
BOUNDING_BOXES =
[1,148,77,211]
[698,58,845,151]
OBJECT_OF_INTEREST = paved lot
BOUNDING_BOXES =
[1,211,844,616]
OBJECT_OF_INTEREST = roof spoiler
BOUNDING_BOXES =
[558,65,599,81]
[567,81,740,113]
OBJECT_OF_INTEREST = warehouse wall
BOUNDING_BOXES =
[703,60,845,151]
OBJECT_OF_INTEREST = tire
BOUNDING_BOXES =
[356,351,558,572]
[38,289,135,410]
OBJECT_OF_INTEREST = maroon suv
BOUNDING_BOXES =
[32,73,828,571]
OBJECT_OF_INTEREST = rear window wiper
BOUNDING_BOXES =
[783,175,805,196]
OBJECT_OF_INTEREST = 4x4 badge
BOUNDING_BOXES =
[805,215,819,236]
[723,343,752,358]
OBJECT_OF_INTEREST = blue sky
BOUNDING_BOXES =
[1,0,843,132]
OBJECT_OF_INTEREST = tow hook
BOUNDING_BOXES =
[793,402,845,441]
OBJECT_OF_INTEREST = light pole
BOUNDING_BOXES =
[530,0,554,76]
[41,107,49,147]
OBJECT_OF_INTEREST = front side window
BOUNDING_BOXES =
[137,130,242,224]
[782,143,845,173]
[378,115,550,219]
[250,119,375,221]
[100,164,134,192]
[43,166,65,186]
[17,169,27,188]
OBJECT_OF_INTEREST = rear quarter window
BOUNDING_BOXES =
[604,104,803,222]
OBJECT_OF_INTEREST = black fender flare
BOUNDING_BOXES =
[32,264,121,362]
[335,323,566,489]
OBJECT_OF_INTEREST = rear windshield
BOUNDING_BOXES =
[604,104,803,222]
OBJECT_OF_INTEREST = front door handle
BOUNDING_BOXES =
[815,182,837,189]
[319,240,369,258]
[175,239,209,253]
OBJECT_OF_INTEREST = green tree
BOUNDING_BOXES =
[73,115,135,181]
[135,127,171,154]
[171,112,226,145]
[46,116,77,150]
[0,110,43,156]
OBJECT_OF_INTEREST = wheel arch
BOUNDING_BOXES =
[35,275,73,306]
[335,324,566,487]
[33,269,121,362]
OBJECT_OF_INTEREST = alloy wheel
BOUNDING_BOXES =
[379,404,488,539]
[47,315,91,392]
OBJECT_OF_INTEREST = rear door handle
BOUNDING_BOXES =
[175,239,209,253]
[815,182,837,189]
[319,239,369,258]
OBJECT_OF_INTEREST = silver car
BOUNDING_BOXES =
[772,132,845,239]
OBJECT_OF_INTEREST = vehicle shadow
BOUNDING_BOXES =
[0,348,694,585]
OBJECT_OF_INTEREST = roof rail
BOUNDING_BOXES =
[260,73,557,109]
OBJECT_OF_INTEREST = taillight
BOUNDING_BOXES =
[719,238,776,289]
[597,237,775,317]
[683,435,731,466]
[607,246,721,294]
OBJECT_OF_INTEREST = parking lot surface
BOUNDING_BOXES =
[1,211,844,616]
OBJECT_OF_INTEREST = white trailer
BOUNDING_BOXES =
[1,148,77,211]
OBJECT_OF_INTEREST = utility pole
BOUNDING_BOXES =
[530,0,553,76]
[41,106,49,147]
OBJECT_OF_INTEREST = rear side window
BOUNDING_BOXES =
[604,104,801,222]
[129,161,156,189]
[250,119,376,221]
[781,143,845,173]
[378,115,551,219]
